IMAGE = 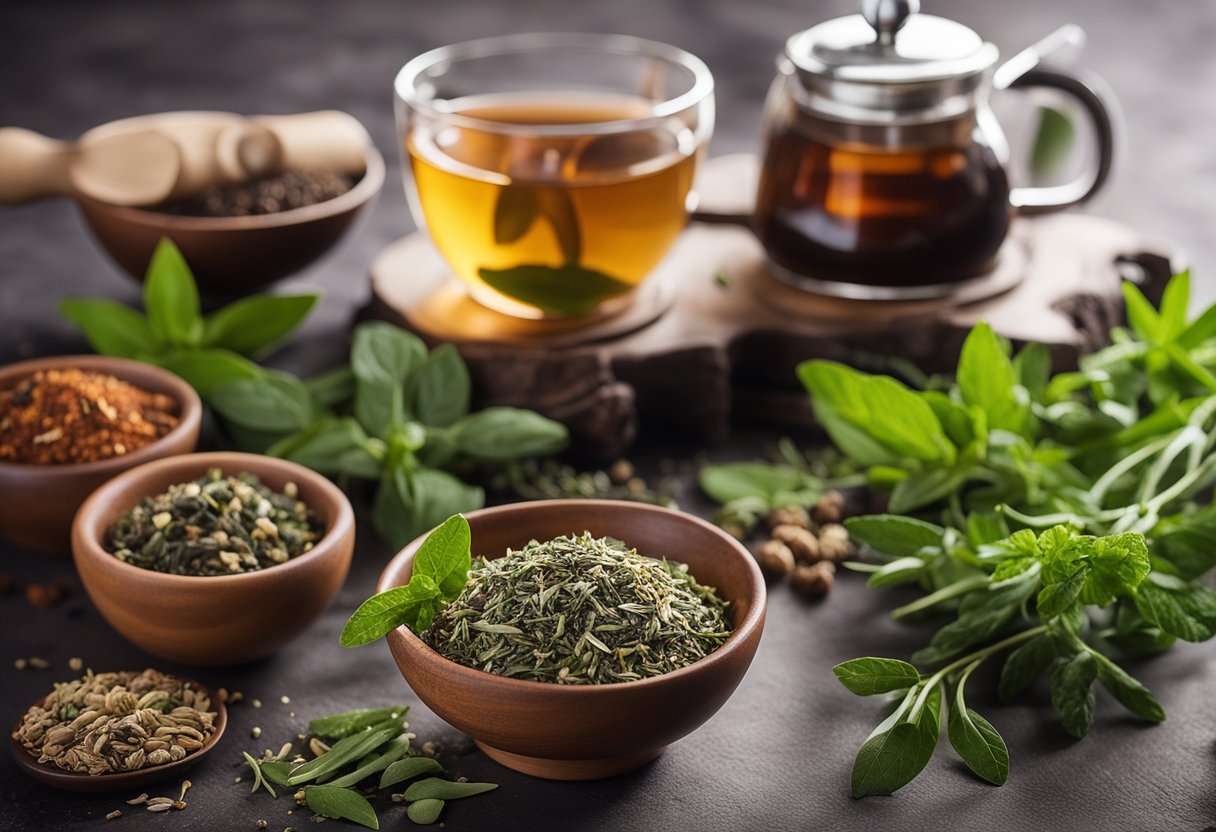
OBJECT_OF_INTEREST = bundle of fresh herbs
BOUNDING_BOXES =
[798,272,1216,797]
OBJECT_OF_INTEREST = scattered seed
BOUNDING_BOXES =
[105,810,123,821]
[146,804,173,814]
[791,561,836,597]
[173,801,187,810]
[27,657,51,670]
[755,540,795,579]
[252,699,262,709]
[14,658,26,671]
[766,505,810,530]
[817,524,854,562]
[234,776,243,784]
[147,797,175,806]
[68,657,84,672]
[178,780,192,802]
[229,691,244,704]
[257,821,268,830]
[251,727,262,739]
[280,696,290,705]
[126,794,149,806]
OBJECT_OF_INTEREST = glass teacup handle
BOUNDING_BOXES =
[997,26,1117,215]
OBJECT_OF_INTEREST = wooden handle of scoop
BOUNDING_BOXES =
[244,111,370,176]
[0,128,77,203]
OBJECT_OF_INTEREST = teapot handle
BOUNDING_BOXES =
[1006,67,1116,215]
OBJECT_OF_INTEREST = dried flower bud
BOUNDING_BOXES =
[772,524,821,563]
[817,523,854,562]
[766,505,810,530]
[790,561,835,597]
[754,540,796,579]
[812,490,846,524]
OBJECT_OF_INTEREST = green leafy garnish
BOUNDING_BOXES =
[477,263,633,317]
[304,785,380,830]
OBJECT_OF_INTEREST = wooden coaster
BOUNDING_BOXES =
[366,154,1179,460]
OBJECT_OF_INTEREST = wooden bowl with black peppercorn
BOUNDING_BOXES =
[71,452,354,665]
[0,355,202,554]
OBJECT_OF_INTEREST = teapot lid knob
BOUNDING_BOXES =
[861,0,919,45]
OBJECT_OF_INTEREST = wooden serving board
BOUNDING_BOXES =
[366,155,1179,460]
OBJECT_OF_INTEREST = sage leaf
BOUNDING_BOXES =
[310,706,409,741]
[476,264,631,317]
[59,299,159,358]
[327,736,410,788]
[699,462,809,505]
[259,760,294,786]
[304,785,379,830]
[452,407,568,461]
[851,685,941,798]
[406,798,445,825]
[1090,651,1165,723]
[340,576,442,646]
[160,348,262,397]
[412,514,472,600]
[380,757,443,789]
[1134,578,1216,642]
[998,633,1059,703]
[1050,652,1097,738]
[411,345,471,428]
[833,658,920,696]
[143,238,201,346]
[947,702,1009,786]
[200,293,318,356]
[288,726,401,785]
[210,372,313,433]
[845,515,944,557]
[492,184,540,244]
[403,778,499,801]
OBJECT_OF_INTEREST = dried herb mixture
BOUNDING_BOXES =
[105,468,321,576]
[424,533,732,684]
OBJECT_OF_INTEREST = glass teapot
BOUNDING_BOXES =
[754,0,1115,299]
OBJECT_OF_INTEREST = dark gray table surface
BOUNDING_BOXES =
[2,1,1215,830]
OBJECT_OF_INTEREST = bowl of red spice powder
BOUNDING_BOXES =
[0,355,201,553]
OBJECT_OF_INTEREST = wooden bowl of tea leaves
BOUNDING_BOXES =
[371,500,767,780]
[71,452,355,665]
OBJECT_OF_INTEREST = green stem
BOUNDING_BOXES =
[892,576,989,620]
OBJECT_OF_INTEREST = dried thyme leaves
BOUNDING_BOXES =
[423,533,732,684]
[11,669,217,775]
[105,468,321,576]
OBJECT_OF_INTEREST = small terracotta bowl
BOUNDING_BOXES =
[0,355,202,554]
[377,499,766,781]
[72,452,355,665]
[10,675,227,792]
[74,144,384,298]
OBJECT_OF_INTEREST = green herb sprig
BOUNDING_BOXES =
[798,272,1216,797]
[60,238,318,396]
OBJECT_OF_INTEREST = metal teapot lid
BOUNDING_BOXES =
[784,0,999,115]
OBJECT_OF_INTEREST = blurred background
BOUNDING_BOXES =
[1,0,1212,362]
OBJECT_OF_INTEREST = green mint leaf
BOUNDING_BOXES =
[452,407,568,461]
[957,322,1028,434]
[143,238,202,346]
[833,658,920,695]
[309,706,410,741]
[210,372,313,433]
[402,778,499,801]
[866,557,927,588]
[1080,532,1150,605]
[844,515,944,557]
[1012,341,1052,400]
[947,701,1009,786]
[1134,578,1216,642]
[998,633,1059,703]
[412,514,472,600]
[411,344,471,428]
[372,465,417,552]
[699,462,809,505]
[1121,281,1162,344]
[160,348,262,397]
[966,512,1010,546]
[201,293,318,356]
[269,418,382,480]
[888,468,971,514]
[1030,104,1075,175]
[1151,509,1216,580]
[340,575,442,646]
[306,367,357,408]
[1090,651,1165,723]
[379,757,443,790]
[492,184,540,244]
[920,391,987,455]
[1156,270,1190,344]
[304,785,379,830]
[351,322,428,388]
[913,579,1037,666]
[851,685,941,798]
[1050,652,1097,738]
[406,799,445,825]
[476,264,631,317]
[1037,567,1088,619]
[59,298,159,358]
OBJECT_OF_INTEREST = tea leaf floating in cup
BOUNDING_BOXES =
[476,264,634,317]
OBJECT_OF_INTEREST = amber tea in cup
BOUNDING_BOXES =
[395,34,714,319]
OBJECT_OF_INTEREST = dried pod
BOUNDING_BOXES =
[817,523,855,562]
[772,524,821,563]
[790,561,836,597]
[754,540,795,579]
[766,505,810,530]
[812,490,846,524]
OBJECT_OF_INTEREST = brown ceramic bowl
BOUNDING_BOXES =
[0,355,202,554]
[71,452,355,665]
[73,143,384,298]
[10,675,227,793]
[378,500,766,781]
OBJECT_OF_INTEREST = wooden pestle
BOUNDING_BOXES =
[0,110,370,207]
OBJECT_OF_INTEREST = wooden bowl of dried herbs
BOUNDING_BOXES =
[0,355,202,554]
[71,452,355,665]
[375,500,767,780]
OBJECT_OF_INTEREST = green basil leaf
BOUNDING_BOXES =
[1037,567,1087,620]
[268,418,382,480]
[403,778,499,801]
[304,785,379,830]
[452,407,568,461]
[1156,270,1190,344]
[407,798,445,825]
[957,322,1028,435]
[1134,578,1216,642]
[845,515,944,557]
[1012,341,1052,400]
[306,367,357,408]
[351,322,427,388]
[210,372,313,433]
[412,344,471,428]
[867,557,927,588]
[372,465,417,552]
[998,633,1059,703]
[1090,651,1165,723]
[201,293,318,356]
[310,706,409,741]
[699,462,808,505]
[412,513,472,600]
[379,756,443,790]
[1121,281,1162,344]
[851,685,941,798]
[477,264,631,317]
[402,468,484,555]
[947,701,1009,786]
[339,574,442,646]
[356,377,403,439]
[143,238,202,346]
[1050,652,1097,738]
[833,658,920,696]
[59,298,159,358]
[160,348,262,397]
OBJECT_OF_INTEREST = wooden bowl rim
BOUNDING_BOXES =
[377,499,766,695]
[72,143,385,231]
[9,673,228,792]
[72,451,355,588]
[0,355,202,477]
